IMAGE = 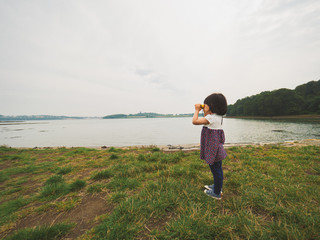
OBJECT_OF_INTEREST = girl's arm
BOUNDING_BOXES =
[192,104,210,125]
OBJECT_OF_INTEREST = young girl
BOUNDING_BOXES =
[192,93,228,200]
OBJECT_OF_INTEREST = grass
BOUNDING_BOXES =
[5,222,74,240]
[0,145,319,239]
[69,179,86,192]
[91,169,114,180]
[56,166,72,175]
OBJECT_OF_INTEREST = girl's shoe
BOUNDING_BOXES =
[204,184,223,195]
[204,189,222,200]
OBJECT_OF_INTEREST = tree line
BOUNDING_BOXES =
[227,80,320,116]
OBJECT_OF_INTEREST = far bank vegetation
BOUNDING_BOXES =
[227,80,320,117]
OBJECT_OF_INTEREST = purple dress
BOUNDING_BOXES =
[200,126,227,165]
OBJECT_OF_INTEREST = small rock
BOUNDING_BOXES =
[168,145,184,150]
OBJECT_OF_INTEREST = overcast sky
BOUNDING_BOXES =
[1,0,319,116]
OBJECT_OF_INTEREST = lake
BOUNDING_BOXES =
[1,118,320,148]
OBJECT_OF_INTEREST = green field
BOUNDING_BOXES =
[0,145,319,239]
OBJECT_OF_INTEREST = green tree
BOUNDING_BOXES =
[227,80,319,116]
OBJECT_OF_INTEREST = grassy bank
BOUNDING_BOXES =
[0,145,319,239]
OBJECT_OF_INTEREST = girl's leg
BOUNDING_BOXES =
[209,161,223,195]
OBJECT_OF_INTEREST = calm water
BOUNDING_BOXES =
[1,118,320,148]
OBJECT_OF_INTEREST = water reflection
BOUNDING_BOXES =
[0,118,319,148]
[224,118,320,144]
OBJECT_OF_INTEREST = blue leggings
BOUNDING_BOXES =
[209,161,223,195]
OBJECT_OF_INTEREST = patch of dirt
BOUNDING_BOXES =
[75,169,95,179]
[305,169,320,176]
[4,193,113,239]
[250,208,274,222]
[138,212,176,239]
[21,180,42,196]
[281,139,320,147]
[0,161,12,171]
[221,191,239,200]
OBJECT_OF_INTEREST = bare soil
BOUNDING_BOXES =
[5,193,113,239]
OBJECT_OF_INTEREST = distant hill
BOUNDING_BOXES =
[103,112,193,119]
[227,80,320,117]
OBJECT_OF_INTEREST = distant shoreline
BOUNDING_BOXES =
[102,113,193,119]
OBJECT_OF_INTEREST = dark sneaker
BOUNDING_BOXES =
[204,189,222,200]
[204,184,223,195]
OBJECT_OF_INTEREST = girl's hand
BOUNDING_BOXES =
[194,104,202,111]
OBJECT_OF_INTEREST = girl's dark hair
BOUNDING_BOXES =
[204,93,227,115]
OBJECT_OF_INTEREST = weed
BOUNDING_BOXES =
[87,184,103,193]
[106,177,141,190]
[0,187,23,197]
[0,197,30,228]
[5,222,74,240]
[270,145,281,150]
[109,164,143,178]
[108,147,120,152]
[170,166,188,177]
[189,162,203,170]
[146,152,160,162]
[0,146,13,152]
[137,154,146,161]
[0,155,23,161]
[56,166,72,175]
[0,197,29,220]
[0,172,9,183]
[56,157,66,162]
[69,179,86,191]
[44,175,64,185]
[151,147,160,152]
[91,169,114,180]
[109,153,119,160]
[40,175,69,199]
[40,183,69,199]
[65,147,96,156]
[161,152,182,164]
[110,192,127,203]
